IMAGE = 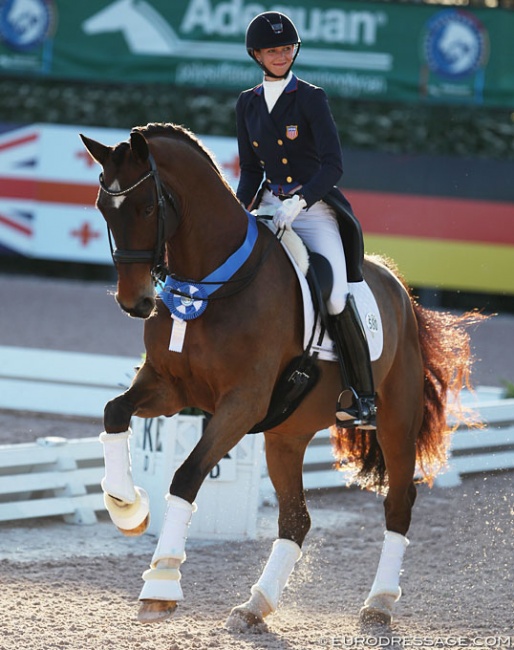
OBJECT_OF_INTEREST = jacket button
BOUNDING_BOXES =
[260,160,265,166]
[286,176,293,183]
[277,139,283,145]
[253,141,259,147]
[282,158,288,164]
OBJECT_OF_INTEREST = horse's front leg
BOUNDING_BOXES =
[137,394,263,625]
[226,431,313,631]
[100,362,185,537]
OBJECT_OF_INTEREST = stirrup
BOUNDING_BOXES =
[336,389,376,430]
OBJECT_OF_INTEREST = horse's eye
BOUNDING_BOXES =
[144,204,154,217]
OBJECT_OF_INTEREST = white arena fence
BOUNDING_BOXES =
[0,346,513,530]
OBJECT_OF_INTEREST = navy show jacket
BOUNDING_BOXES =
[236,74,343,209]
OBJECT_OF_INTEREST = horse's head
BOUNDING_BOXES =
[81,131,177,318]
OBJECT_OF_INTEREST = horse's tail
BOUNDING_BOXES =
[331,273,484,493]
[410,301,484,484]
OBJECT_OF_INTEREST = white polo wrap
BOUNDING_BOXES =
[99,429,136,503]
[151,494,197,566]
[251,538,302,612]
[139,494,197,602]
[365,530,410,604]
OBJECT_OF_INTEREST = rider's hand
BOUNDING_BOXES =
[273,194,307,230]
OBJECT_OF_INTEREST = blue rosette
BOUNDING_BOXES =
[160,280,208,321]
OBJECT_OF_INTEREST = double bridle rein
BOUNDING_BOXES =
[98,154,177,282]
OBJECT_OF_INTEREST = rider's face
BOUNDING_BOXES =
[255,45,296,78]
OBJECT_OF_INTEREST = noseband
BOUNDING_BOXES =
[99,154,177,282]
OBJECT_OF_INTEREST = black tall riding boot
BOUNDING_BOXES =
[328,294,377,429]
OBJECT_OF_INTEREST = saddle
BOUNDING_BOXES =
[247,188,366,434]
[247,252,329,434]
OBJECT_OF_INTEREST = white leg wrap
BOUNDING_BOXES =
[365,531,409,604]
[139,494,197,602]
[251,538,302,613]
[99,430,136,503]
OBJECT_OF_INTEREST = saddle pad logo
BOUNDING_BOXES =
[286,125,298,140]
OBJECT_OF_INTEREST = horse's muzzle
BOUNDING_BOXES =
[117,295,156,319]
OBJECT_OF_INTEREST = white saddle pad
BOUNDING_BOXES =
[309,280,383,362]
[269,224,383,363]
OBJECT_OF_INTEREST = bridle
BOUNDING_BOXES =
[98,150,283,302]
[98,154,178,282]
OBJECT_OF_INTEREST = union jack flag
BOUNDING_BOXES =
[0,207,33,255]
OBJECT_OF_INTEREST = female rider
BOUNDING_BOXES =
[235,11,376,428]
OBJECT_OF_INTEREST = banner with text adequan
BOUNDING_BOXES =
[0,0,513,107]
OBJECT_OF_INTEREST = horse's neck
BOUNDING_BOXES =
[169,190,248,281]
[155,136,248,280]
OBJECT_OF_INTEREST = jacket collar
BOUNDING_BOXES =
[253,73,298,96]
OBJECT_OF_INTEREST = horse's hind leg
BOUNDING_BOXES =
[359,448,416,626]
[360,356,422,626]
[226,431,313,631]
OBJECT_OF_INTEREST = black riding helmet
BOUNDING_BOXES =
[246,12,301,78]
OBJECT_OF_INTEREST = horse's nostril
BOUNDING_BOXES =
[129,297,155,319]
[116,295,155,319]
[138,297,155,317]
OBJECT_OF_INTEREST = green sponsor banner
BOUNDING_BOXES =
[0,0,513,107]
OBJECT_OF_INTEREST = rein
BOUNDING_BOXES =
[99,154,177,282]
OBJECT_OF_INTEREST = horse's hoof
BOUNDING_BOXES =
[104,487,150,534]
[117,513,150,537]
[359,595,395,627]
[137,599,178,625]
[225,605,268,633]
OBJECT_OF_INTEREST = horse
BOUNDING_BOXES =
[80,123,479,629]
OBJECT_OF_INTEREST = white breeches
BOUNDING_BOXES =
[260,189,348,315]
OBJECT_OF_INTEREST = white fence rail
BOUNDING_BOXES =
[0,436,104,524]
[0,345,138,418]
[0,347,512,525]
[436,388,514,487]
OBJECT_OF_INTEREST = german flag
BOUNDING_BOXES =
[342,150,514,295]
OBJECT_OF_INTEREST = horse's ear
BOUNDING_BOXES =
[130,131,150,163]
[80,134,110,165]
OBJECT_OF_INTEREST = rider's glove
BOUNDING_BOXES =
[273,194,307,230]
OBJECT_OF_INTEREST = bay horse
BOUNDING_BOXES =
[81,124,478,630]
